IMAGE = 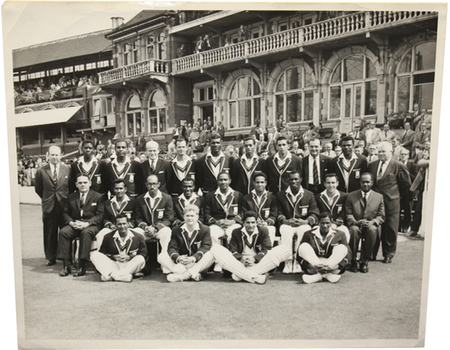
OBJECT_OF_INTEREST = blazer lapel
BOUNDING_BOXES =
[379,160,394,182]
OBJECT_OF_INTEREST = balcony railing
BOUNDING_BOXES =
[172,10,436,74]
[99,59,169,85]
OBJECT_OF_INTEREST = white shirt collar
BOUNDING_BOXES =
[207,151,225,159]
[241,153,258,162]
[286,186,304,197]
[181,221,200,233]
[321,189,339,201]
[112,156,131,166]
[113,229,134,242]
[338,152,358,161]
[144,190,162,199]
[179,193,198,202]
[214,187,234,197]
[79,156,97,166]
[111,194,131,205]
[242,226,259,238]
[312,226,336,243]
[274,151,292,162]
[251,189,267,197]
[361,190,372,198]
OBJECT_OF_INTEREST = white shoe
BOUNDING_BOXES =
[191,273,202,282]
[231,273,243,282]
[133,272,144,278]
[213,263,223,273]
[112,273,133,283]
[283,260,293,274]
[293,260,303,274]
[302,273,323,284]
[161,266,171,275]
[252,274,268,284]
[101,274,112,282]
[324,273,341,283]
[167,271,191,282]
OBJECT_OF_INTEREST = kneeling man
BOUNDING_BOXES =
[211,211,291,284]
[90,213,147,282]
[298,212,351,284]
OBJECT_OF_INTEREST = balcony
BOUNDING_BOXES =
[98,59,170,85]
[172,10,437,75]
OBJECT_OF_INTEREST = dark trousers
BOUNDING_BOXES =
[381,209,400,259]
[399,194,412,230]
[411,191,423,232]
[57,225,99,262]
[42,201,64,261]
[349,225,379,262]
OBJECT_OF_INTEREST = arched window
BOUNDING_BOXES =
[126,94,142,137]
[329,55,377,122]
[148,90,167,134]
[396,41,436,113]
[274,66,314,122]
[228,76,261,128]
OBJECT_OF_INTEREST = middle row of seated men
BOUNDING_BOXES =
[57,168,385,284]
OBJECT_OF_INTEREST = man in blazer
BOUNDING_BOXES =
[173,177,204,227]
[90,214,147,283]
[368,142,411,263]
[57,174,104,277]
[277,171,319,274]
[211,211,291,284]
[329,136,368,193]
[301,138,330,195]
[35,145,71,266]
[231,136,266,195]
[399,121,416,153]
[140,140,170,194]
[412,122,431,153]
[158,205,214,282]
[166,137,197,197]
[346,172,385,273]
[242,172,277,245]
[135,174,174,263]
[266,136,303,194]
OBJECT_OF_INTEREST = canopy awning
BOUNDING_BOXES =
[15,106,83,128]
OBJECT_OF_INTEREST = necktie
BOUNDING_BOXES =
[52,166,57,183]
[362,193,367,209]
[313,158,319,185]
[150,161,155,172]
[378,161,385,179]
[80,193,86,209]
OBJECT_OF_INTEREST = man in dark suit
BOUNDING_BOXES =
[231,136,266,195]
[167,137,196,197]
[69,139,106,198]
[399,121,416,154]
[368,142,411,263]
[57,174,104,277]
[329,136,368,193]
[140,140,170,194]
[158,205,214,282]
[266,136,302,194]
[346,173,385,273]
[301,138,330,195]
[90,214,147,283]
[399,148,415,233]
[173,177,204,227]
[35,145,71,266]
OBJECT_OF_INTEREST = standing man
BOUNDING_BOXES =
[266,136,303,194]
[173,177,204,227]
[329,136,368,193]
[368,142,411,263]
[399,121,415,154]
[35,145,71,266]
[361,121,381,147]
[301,138,330,195]
[167,137,196,197]
[345,173,385,273]
[231,136,266,195]
[366,144,379,163]
[140,141,170,194]
[399,148,415,233]
[277,171,319,274]
[57,174,104,277]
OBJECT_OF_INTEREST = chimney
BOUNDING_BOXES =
[117,17,124,27]
[111,17,118,29]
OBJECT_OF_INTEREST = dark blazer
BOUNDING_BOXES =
[230,156,266,195]
[35,163,71,214]
[242,191,277,226]
[99,230,147,259]
[173,195,204,223]
[104,159,142,199]
[265,153,303,194]
[413,130,431,149]
[345,190,385,226]
[102,197,137,228]
[301,155,331,193]
[399,129,416,151]
[276,188,319,224]
[168,223,212,262]
[135,192,174,230]
[166,158,197,196]
[69,158,106,195]
[140,158,171,194]
[63,190,104,227]
[204,190,243,225]
[328,154,368,193]
[228,226,272,263]
[315,191,347,222]
[195,153,234,194]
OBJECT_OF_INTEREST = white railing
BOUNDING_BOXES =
[172,10,436,74]
[99,59,170,84]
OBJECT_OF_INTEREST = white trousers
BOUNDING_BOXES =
[210,244,291,283]
[333,224,350,243]
[157,251,215,276]
[298,243,348,272]
[90,251,146,280]
[280,224,311,260]
[133,226,171,253]
[265,225,277,246]
[209,224,242,245]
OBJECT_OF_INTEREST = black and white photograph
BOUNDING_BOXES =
[1,1,448,349]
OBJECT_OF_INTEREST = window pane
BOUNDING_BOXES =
[398,52,412,73]
[413,72,434,85]
[238,77,251,98]
[286,67,301,90]
[253,78,260,95]
[230,82,237,99]
[229,102,237,128]
[344,88,351,118]
[415,42,436,71]
[199,89,205,101]
[127,114,134,136]
[304,90,313,121]
[366,59,377,79]
[159,108,166,132]
[330,86,341,119]
[287,93,301,122]
[275,95,284,120]
[365,81,377,115]
[355,86,361,117]
[238,100,251,127]
[128,95,140,110]
[151,90,165,108]
[94,100,101,116]
[149,110,158,134]
[21,127,39,146]
[397,76,410,113]
[276,75,284,92]
[331,62,341,84]
[208,87,214,100]
[304,70,313,88]
[344,57,364,82]
[254,98,261,125]
[413,83,434,111]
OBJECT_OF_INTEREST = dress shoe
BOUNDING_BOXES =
[73,267,86,277]
[45,259,56,266]
[59,266,71,277]
[348,261,359,273]
[359,261,369,273]
[383,256,393,264]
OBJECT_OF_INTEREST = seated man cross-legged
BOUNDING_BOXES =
[158,205,215,282]
[210,211,291,284]
[91,214,147,283]
[298,212,351,284]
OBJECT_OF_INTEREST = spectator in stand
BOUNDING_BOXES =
[366,144,378,163]
[410,103,420,130]
[302,122,319,145]
[321,142,336,158]
[399,121,415,154]
[413,108,432,131]
[334,145,342,157]
[378,124,396,142]
[291,140,303,157]
[413,122,431,153]
[23,161,37,186]
[330,130,342,149]
[238,24,249,42]
[391,136,402,161]
[361,121,381,147]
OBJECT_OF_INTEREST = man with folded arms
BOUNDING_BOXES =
[211,211,291,284]
[91,213,147,282]
[298,212,352,284]
[173,177,204,227]
[158,205,214,282]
